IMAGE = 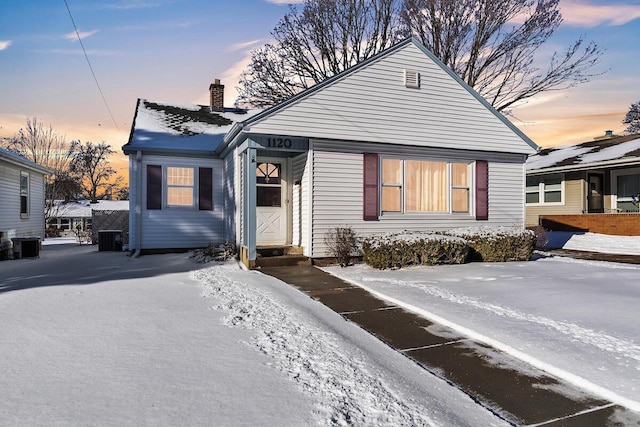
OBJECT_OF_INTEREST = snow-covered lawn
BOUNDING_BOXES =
[2,232,638,425]
[546,231,640,255]
[323,232,640,414]
[0,244,505,426]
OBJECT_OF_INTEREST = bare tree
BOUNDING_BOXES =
[623,101,640,134]
[237,0,603,113]
[69,141,122,202]
[401,0,603,112]
[236,0,403,107]
[1,118,77,221]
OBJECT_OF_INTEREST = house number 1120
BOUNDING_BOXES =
[267,137,292,148]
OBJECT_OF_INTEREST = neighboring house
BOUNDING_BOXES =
[0,147,52,254]
[48,199,130,237]
[123,37,538,266]
[525,132,640,227]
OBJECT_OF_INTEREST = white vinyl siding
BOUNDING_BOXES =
[291,152,307,248]
[223,149,237,244]
[245,43,534,155]
[133,155,224,250]
[310,140,526,257]
[301,151,312,256]
[0,160,47,240]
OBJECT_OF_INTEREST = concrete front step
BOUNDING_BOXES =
[254,255,311,268]
[254,246,309,268]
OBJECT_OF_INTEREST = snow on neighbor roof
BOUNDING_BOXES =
[526,133,640,172]
[123,99,261,155]
[53,200,129,218]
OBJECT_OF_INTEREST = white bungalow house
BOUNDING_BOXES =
[0,147,52,257]
[123,37,538,267]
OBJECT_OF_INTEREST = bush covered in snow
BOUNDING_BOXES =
[190,242,237,263]
[362,232,468,269]
[362,227,536,269]
[445,227,536,262]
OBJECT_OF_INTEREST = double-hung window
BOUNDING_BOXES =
[526,175,563,205]
[166,167,195,207]
[147,165,213,211]
[20,171,29,218]
[380,158,471,214]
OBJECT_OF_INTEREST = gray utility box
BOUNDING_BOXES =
[12,237,41,259]
[98,230,123,251]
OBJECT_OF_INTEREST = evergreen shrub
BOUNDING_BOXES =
[445,227,536,262]
[362,232,468,269]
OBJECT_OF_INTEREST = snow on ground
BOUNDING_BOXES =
[1,244,506,426]
[4,232,639,424]
[322,234,640,413]
[191,262,507,426]
[545,231,640,255]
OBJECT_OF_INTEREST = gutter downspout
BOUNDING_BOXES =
[132,150,143,258]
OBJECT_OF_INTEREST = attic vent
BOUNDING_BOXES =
[404,69,420,89]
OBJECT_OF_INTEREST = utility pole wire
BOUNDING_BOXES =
[63,0,121,133]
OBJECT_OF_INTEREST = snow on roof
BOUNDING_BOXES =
[54,200,129,218]
[0,147,53,174]
[526,134,640,172]
[123,100,261,154]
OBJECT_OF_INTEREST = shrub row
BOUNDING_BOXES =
[445,227,536,262]
[362,227,536,269]
[362,232,469,269]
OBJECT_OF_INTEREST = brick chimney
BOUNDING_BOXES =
[209,79,224,112]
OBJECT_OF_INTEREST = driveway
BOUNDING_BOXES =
[0,243,317,426]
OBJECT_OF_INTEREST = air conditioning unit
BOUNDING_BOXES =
[98,230,123,251]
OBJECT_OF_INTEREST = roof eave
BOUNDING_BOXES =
[122,146,218,158]
[0,152,53,174]
[527,157,640,175]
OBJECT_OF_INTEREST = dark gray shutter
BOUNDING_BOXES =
[476,160,488,221]
[199,167,213,211]
[363,153,379,221]
[147,165,162,210]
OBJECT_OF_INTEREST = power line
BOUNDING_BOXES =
[63,0,121,133]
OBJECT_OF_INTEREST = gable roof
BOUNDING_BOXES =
[219,37,538,156]
[0,147,53,174]
[526,133,640,174]
[122,99,260,156]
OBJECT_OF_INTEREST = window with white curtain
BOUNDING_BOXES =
[380,158,471,214]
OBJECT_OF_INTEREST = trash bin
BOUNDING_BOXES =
[12,237,40,259]
[98,230,123,251]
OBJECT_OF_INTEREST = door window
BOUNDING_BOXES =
[257,162,281,207]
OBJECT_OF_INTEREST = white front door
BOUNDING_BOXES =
[256,159,288,245]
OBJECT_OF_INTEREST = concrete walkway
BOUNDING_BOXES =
[261,265,640,426]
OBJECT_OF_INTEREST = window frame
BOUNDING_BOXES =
[20,171,30,218]
[165,165,196,208]
[379,157,473,215]
[612,168,640,212]
[525,174,565,206]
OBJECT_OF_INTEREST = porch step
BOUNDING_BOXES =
[256,246,304,257]
[255,254,311,268]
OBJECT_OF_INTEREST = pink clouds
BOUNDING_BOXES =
[561,1,640,27]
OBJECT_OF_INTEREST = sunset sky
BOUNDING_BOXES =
[1,0,640,181]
